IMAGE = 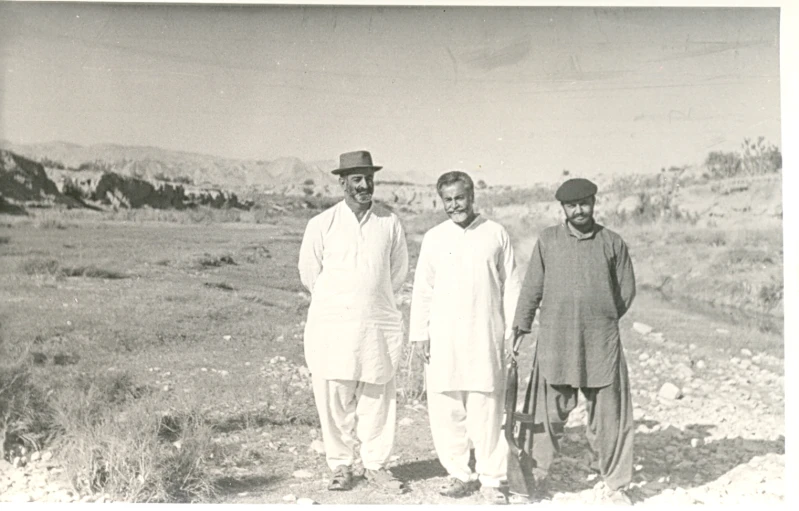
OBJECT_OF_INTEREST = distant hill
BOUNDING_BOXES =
[0,140,337,193]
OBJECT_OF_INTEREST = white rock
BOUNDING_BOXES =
[633,322,654,335]
[399,417,414,427]
[695,360,706,370]
[31,452,41,462]
[648,332,666,343]
[741,348,753,357]
[308,440,325,455]
[292,470,314,479]
[297,498,318,505]
[638,353,650,361]
[219,370,229,376]
[162,384,171,392]
[283,494,297,502]
[691,438,703,448]
[658,382,683,400]
[223,335,232,341]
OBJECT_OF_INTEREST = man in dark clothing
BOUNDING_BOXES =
[511,178,636,505]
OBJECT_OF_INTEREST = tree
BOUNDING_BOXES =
[476,179,488,190]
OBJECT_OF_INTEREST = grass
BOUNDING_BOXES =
[18,257,128,279]
[0,184,784,501]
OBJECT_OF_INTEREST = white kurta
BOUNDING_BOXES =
[298,201,409,385]
[409,215,520,393]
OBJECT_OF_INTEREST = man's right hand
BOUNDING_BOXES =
[507,328,528,363]
[416,340,430,364]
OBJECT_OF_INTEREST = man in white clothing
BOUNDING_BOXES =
[298,150,409,493]
[409,170,520,504]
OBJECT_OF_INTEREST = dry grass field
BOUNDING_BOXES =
[0,180,785,503]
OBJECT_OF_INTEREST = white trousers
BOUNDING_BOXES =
[427,389,508,487]
[311,375,397,471]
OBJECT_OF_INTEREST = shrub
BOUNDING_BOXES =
[0,360,54,457]
[55,399,215,502]
[60,265,129,280]
[19,257,61,276]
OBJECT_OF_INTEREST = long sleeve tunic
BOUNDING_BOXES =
[512,222,636,388]
[409,216,521,393]
[298,201,409,385]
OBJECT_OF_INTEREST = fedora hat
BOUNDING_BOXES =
[331,150,383,176]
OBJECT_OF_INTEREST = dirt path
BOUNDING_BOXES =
[213,291,785,505]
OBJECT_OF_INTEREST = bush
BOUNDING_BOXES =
[0,361,54,458]
[60,265,129,280]
[51,375,215,502]
[19,257,61,276]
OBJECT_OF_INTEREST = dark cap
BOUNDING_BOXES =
[555,178,598,202]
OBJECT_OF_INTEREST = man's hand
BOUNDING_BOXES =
[415,340,430,364]
[507,328,528,363]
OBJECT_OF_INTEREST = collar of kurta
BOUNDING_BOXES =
[341,200,374,225]
[564,219,599,240]
[449,214,485,231]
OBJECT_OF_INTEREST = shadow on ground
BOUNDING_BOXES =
[545,420,785,502]
[212,474,284,498]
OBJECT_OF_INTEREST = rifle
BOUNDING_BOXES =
[504,330,537,497]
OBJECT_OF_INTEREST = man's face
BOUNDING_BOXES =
[439,181,475,225]
[340,171,375,205]
[561,196,596,227]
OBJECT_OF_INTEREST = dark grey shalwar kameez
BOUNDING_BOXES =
[512,221,636,491]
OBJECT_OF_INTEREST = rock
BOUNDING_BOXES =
[658,382,683,400]
[695,360,706,370]
[638,353,650,361]
[691,438,703,448]
[740,359,752,370]
[292,470,314,479]
[41,452,53,463]
[223,335,232,341]
[10,493,33,503]
[308,440,325,455]
[31,452,41,462]
[633,322,654,335]
[740,348,753,357]
[674,363,694,379]
[399,417,414,427]
[162,384,171,392]
[716,328,730,335]
[283,494,297,502]
[297,498,318,505]
[647,332,666,343]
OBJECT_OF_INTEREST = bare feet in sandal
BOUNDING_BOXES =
[328,465,353,491]
[438,477,479,498]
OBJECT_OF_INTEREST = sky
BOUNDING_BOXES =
[0,1,786,185]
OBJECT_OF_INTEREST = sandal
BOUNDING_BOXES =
[438,477,478,498]
[328,465,353,491]
[365,468,406,493]
[480,486,509,505]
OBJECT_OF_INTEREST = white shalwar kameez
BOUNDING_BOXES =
[298,200,408,471]
[409,215,520,487]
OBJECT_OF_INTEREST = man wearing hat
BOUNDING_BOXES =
[298,150,409,493]
[510,178,636,505]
